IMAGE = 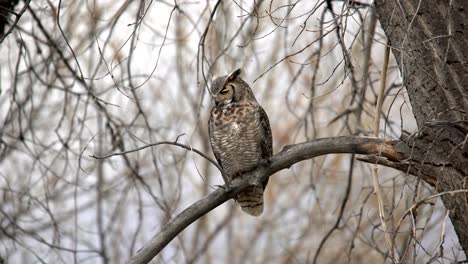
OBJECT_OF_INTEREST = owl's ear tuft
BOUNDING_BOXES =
[227,68,242,81]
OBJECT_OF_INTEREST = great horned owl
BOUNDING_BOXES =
[208,68,272,216]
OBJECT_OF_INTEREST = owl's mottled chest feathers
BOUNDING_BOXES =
[209,102,265,179]
[211,103,255,129]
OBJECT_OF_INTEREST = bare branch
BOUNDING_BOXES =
[129,135,403,264]
[90,140,222,172]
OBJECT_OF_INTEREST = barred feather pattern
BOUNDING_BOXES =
[208,72,272,216]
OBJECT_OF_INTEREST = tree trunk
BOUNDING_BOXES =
[374,0,468,254]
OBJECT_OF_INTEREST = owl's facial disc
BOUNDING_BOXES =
[215,83,235,105]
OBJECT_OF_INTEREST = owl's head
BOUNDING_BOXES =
[211,68,256,106]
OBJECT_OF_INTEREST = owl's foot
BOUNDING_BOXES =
[259,158,271,167]
[216,184,232,193]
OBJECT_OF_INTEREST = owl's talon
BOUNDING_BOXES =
[216,184,232,193]
[259,158,271,167]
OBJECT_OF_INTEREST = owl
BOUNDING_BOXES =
[208,68,272,216]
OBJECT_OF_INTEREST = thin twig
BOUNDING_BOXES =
[370,44,397,262]
[91,140,222,172]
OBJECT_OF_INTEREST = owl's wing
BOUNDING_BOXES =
[258,106,273,158]
[258,105,272,190]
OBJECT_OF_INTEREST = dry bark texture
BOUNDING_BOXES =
[375,0,468,253]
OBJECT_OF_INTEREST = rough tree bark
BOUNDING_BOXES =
[375,0,468,254]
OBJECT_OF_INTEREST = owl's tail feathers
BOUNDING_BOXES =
[237,185,264,216]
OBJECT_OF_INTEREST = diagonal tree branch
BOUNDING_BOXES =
[129,135,413,264]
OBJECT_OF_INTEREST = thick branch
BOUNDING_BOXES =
[128,136,403,264]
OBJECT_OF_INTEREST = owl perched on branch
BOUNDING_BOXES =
[208,69,273,216]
